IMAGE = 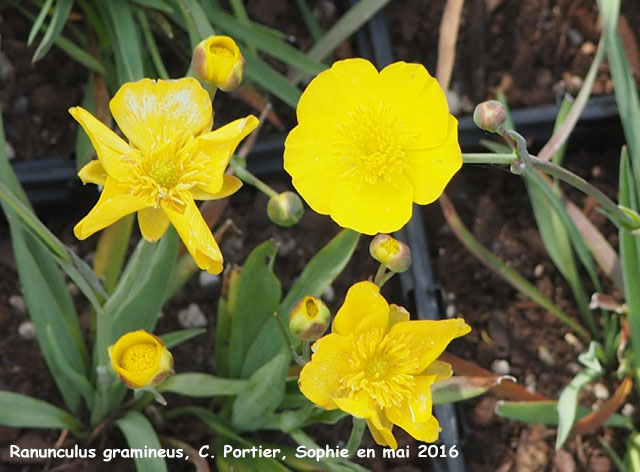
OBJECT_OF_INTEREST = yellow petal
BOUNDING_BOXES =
[329,174,413,235]
[284,124,342,215]
[190,174,242,201]
[388,318,471,374]
[423,360,453,382]
[78,160,107,186]
[69,107,132,182]
[366,412,397,449]
[332,281,389,336]
[403,115,462,205]
[298,333,352,410]
[332,390,378,419]
[400,374,438,425]
[388,304,410,328]
[378,61,449,149]
[74,178,151,240]
[138,206,171,242]
[386,404,441,444]
[110,78,213,153]
[163,197,223,274]
[190,116,258,191]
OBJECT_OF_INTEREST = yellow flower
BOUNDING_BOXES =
[192,35,245,92]
[298,281,470,449]
[284,58,461,235]
[108,330,174,389]
[70,78,258,274]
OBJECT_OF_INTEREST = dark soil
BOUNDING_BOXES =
[1,0,640,471]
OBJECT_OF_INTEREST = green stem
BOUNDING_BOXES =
[439,193,590,341]
[345,417,366,457]
[462,153,636,229]
[373,263,387,286]
[230,160,278,198]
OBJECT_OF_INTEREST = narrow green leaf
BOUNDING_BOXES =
[294,0,323,42]
[496,400,632,430]
[28,0,55,45]
[115,411,167,472]
[176,0,215,48]
[215,296,232,378]
[102,0,145,81]
[33,0,75,62]
[136,9,170,79]
[75,76,95,170]
[130,0,175,14]
[160,328,205,349]
[93,215,135,295]
[556,369,599,448]
[0,392,84,433]
[158,373,248,397]
[229,241,281,377]
[168,406,252,446]
[244,50,302,108]
[232,351,289,431]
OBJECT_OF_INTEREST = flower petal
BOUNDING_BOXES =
[332,281,389,336]
[69,107,131,182]
[110,78,213,153]
[298,333,352,410]
[138,206,171,242]
[190,115,259,193]
[403,115,462,205]
[386,403,441,444]
[78,160,107,186]
[366,413,398,449]
[329,174,413,235]
[190,174,242,201]
[74,178,151,240]
[423,360,453,381]
[332,390,378,419]
[378,61,449,149]
[388,318,471,374]
[163,197,224,274]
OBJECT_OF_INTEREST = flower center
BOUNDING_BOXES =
[341,329,419,408]
[210,45,233,57]
[120,343,158,372]
[336,102,411,184]
[149,160,179,188]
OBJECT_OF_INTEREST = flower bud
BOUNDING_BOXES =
[289,296,331,341]
[473,100,507,133]
[108,330,174,389]
[369,234,412,273]
[192,35,245,92]
[267,191,304,227]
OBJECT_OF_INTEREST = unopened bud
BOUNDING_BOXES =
[192,35,245,92]
[473,100,507,133]
[369,234,412,273]
[267,191,304,227]
[289,296,331,341]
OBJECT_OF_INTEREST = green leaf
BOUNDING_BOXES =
[228,241,282,378]
[0,392,84,434]
[556,369,600,449]
[102,0,145,81]
[93,215,135,295]
[496,400,633,430]
[33,0,75,62]
[160,328,205,349]
[243,50,302,108]
[232,350,289,431]
[74,76,95,170]
[294,0,323,42]
[28,0,55,45]
[136,9,170,79]
[115,411,167,472]
[204,7,326,76]
[130,0,175,13]
[176,0,215,49]
[158,373,248,397]
[242,230,359,375]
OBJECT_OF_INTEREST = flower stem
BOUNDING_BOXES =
[345,417,366,458]
[230,159,279,198]
[462,153,637,229]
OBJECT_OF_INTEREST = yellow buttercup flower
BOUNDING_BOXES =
[192,35,245,92]
[70,78,258,274]
[108,330,174,389]
[298,281,470,449]
[284,58,461,235]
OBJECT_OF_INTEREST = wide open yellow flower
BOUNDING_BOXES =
[298,281,470,449]
[284,58,461,235]
[70,78,258,274]
[108,330,174,389]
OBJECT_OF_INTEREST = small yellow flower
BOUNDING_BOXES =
[192,35,245,92]
[289,295,331,341]
[298,281,470,449]
[70,78,258,274]
[284,58,461,235]
[108,330,174,389]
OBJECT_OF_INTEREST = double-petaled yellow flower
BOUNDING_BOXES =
[70,78,258,274]
[298,281,470,449]
[108,330,174,389]
[284,58,461,235]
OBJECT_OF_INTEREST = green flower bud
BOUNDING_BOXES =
[473,100,507,133]
[289,296,331,341]
[267,191,304,227]
[369,234,412,273]
[192,35,245,92]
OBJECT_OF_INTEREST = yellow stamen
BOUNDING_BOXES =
[120,343,158,372]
